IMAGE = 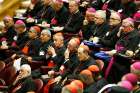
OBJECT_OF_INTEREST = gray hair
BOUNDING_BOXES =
[20,64,31,75]
[41,29,51,36]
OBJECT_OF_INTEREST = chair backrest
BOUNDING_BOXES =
[1,66,16,85]
[34,79,43,93]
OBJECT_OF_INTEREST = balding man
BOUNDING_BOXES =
[54,44,97,80]
[54,37,80,77]
[47,37,80,93]
[47,33,66,71]
[64,0,84,35]
[49,38,80,82]
[72,45,97,76]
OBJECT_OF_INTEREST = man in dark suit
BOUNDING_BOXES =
[14,20,29,50]
[3,16,17,44]
[82,7,96,40]
[47,33,66,71]
[50,0,69,26]
[53,0,84,39]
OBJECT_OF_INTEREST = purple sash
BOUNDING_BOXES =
[115,43,124,52]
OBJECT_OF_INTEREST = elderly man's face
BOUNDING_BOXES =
[28,28,37,39]
[109,15,121,26]
[53,35,63,48]
[19,68,29,79]
[15,26,25,34]
[67,39,78,52]
[69,1,78,14]
[40,33,50,43]
[4,19,14,28]
[78,47,88,61]
[86,12,95,22]
[94,14,105,25]
[121,20,133,33]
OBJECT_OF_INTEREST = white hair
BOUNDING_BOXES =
[95,10,106,20]
[20,64,31,75]
[41,29,51,36]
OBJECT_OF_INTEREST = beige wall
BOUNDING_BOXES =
[0,0,21,20]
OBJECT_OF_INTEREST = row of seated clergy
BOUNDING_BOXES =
[24,0,84,40]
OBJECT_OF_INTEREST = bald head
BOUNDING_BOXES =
[3,16,14,28]
[67,38,80,52]
[78,45,90,61]
[53,33,64,40]
[53,33,64,48]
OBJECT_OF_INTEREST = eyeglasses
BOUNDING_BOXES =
[94,16,103,20]
[29,30,36,33]
[110,18,120,20]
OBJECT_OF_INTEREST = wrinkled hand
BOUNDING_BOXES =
[90,37,99,44]
[83,19,88,25]
[48,46,56,56]
[117,26,124,37]
[54,76,62,84]
[61,77,67,86]
[125,50,134,57]
[105,50,117,56]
